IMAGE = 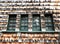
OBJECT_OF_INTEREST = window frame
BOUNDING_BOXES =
[44,14,54,31]
[20,14,28,32]
[32,14,41,32]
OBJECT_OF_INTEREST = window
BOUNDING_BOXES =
[20,15,28,31]
[32,14,41,32]
[7,15,16,31]
[45,14,54,31]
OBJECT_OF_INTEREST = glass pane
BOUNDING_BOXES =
[46,27,53,31]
